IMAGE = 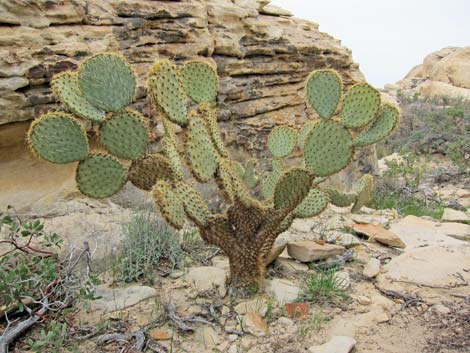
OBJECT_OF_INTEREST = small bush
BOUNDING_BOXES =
[299,268,350,306]
[116,211,183,283]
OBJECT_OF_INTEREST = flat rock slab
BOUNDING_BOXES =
[353,223,406,248]
[90,285,157,313]
[287,240,344,262]
[309,336,356,353]
[441,208,470,224]
[377,244,470,289]
[390,215,469,247]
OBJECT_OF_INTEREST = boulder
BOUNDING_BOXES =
[441,208,470,224]
[287,240,345,262]
[309,336,356,353]
[363,258,381,279]
[265,278,300,305]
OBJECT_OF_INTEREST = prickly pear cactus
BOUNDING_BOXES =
[29,52,399,297]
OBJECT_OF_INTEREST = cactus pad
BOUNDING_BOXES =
[76,153,127,198]
[304,120,353,176]
[162,136,184,181]
[306,69,342,119]
[352,174,374,213]
[325,188,356,207]
[186,115,218,182]
[354,103,400,147]
[261,159,283,200]
[148,60,188,126]
[243,158,259,189]
[267,126,298,158]
[100,110,149,160]
[128,154,174,191]
[152,180,186,229]
[298,121,316,150]
[175,181,211,227]
[199,103,228,157]
[294,188,328,218]
[273,168,312,211]
[181,61,218,103]
[52,71,105,122]
[28,113,89,164]
[341,83,381,129]
[78,53,136,112]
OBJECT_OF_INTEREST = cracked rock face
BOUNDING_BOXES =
[0,0,370,211]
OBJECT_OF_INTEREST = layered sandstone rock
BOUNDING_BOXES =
[386,47,470,101]
[0,0,367,213]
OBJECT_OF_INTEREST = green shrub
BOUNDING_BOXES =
[299,268,350,306]
[116,211,184,283]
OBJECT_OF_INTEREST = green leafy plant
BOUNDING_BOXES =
[27,53,399,296]
[116,211,184,283]
[299,268,350,306]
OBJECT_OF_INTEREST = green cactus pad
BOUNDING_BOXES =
[325,188,356,207]
[162,136,184,181]
[28,113,89,164]
[273,168,312,211]
[52,71,105,122]
[199,103,228,157]
[277,214,294,233]
[298,121,316,150]
[261,159,283,200]
[186,114,218,182]
[267,126,298,158]
[354,103,400,147]
[175,181,211,227]
[218,159,237,202]
[76,153,127,199]
[352,174,374,213]
[232,161,245,180]
[152,180,186,229]
[148,60,188,126]
[100,110,149,160]
[304,120,353,176]
[341,83,381,129]
[306,69,342,119]
[181,61,218,103]
[128,154,174,191]
[78,53,136,112]
[294,188,328,218]
[243,158,259,189]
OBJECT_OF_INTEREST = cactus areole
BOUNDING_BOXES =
[28,53,400,297]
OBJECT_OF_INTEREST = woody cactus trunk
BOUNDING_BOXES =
[27,53,399,296]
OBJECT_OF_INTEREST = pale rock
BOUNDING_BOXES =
[265,278,300,305]
[353,223,406,248]
[287,240,345,262]
[291,219,314,234]
[259,4,293,16]
[196,326,221,348]
[456,189,470,198]
[186,266,227,297]
[390,215,470,247]
[228,334,238,342]
[357,296,372,305]
[217,341,230,352]
[228,344,238,353]
[352,214,389,226]
[234,298,269,316]
[212,256,230,270]
[243,312,269,337]
[335,271,351,290]
[240,335,258,350]
[88,285,157,314]
[277,317,295,327]
[308,336,356,353]
[326,231,361,248]
[169,270,184,279]
[363,258,381,279]
[441,208,470,224]
[275,257,309,273]
[431,304,451,315]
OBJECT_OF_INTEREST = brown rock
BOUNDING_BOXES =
[149,330,171,340]
[244,312,269,337]
[353,223,406,249]
[287,241,345,262]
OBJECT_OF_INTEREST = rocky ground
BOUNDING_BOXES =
[4,165,468,353]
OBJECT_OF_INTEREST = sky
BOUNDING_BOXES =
[271,0,470,88]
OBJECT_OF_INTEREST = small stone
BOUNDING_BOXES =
[275,257,309,273]
[431,304,451,315]
[149,329,171,340]
[287,240,345,262]
[265,278,300,305]
[456,189,470,198]
[228,344,238,353]
[277,317,295,327]
[353,223,406,248]
[244,312,269,337]
[441,208,470,224]
[169,270,184,279]
[374,311,390,323]
[240,335,257,350]
[234,298,268,316]
[196,326,221,348]
[221,305,230,316]
[335,271,350,290]
[352,214,389,225]
[217,341,230,352]
[363,258,381,278]
[228,334,238,342]
[356,296,372,305]
[308,335,356,353]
